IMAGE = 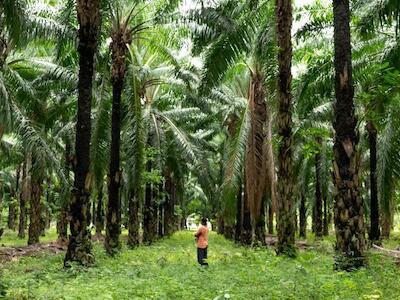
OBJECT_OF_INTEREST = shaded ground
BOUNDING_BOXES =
[1,231,400,299]
[265,234,308,249]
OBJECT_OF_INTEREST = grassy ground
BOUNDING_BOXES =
[1,231,400,300]
[0,228,59,247]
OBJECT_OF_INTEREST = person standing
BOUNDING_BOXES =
[195,217,209,266]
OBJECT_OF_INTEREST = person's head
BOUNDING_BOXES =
[201,217,207,226]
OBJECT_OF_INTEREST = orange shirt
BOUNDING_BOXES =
[196,225,209,249]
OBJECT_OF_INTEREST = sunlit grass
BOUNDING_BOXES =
[0,227,59,247]
[1,231,400,299]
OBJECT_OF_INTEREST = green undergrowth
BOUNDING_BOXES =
[0,228,59,247]
[1,231,400,299]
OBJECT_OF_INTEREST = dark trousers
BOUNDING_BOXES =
[197,247,208,265]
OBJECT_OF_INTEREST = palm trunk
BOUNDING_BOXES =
[143,171,155,244]
[311,203,316,233]
[8,164,20,230]
[255,195,266,245]
[241,178,252,245]
[366,121,380,242]
[18,159,28,239]
[158,202,164,237]
[275,0,296,256]
[153,185,160,237]
[299,193,307,238]
[28,163,42,245]
[92,196,96,226]
[58,141,71,241]
[10,165,21,229]
[164,171,176,236]
[105,27,129,255]
[7,196,17,230]
[45,179,52,230]
[332,0,365,270]
[40,178,51,236]
[246,68,267,220]
[266,109,276,236]
[64,0,100,266]
[323,196,329,236]
[381,216,391,239]
[217,215,225,235]
[127,189,140,247]
[315,137,323,237]
[234,183,242,243]
[95,185,104,234]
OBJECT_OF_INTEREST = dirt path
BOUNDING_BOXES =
[0,234,105,263]
[0,241,67,263]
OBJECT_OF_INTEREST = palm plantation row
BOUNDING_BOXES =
[0,0,400,271]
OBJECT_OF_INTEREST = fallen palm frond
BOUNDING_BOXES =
[372,244,400,258]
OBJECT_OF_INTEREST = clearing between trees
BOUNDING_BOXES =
[1,230,400,299]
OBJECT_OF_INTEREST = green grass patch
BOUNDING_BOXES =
[1,231,400,299]
[0,227,59,248]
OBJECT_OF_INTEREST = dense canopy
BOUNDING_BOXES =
[1,0,400,298]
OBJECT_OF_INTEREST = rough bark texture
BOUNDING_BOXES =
[315,138,323,238]
[64,0,100,266]
[332,0,365,270]
[367,121,380,242]
[299,193,307,238]
[275,0,296,256]
[105,26,130,255]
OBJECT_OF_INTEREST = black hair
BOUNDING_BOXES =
[201,217,207,225]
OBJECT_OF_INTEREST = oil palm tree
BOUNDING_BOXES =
[123,39,210,244]
[275,0,296,256]
[104,2,136,256]
[64,0,100,267]
[332,0,365,269]
[187,0,277,245]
